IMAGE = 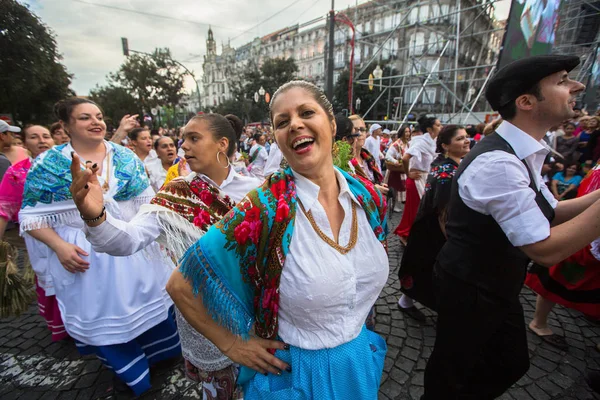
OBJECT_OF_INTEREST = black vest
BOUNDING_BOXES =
[437,132,555,300]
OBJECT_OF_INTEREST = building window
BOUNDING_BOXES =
[334,72,340,85]
[335,50,344,68]
[409,7,419,24]
[309,65,313,76]
[301,66,306,77]
[374,18,383,33]
[384,15,393,31]
[409,32,425,56]
[423,88,436,104]
[317,62,323,75]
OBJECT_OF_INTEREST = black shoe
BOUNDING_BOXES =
[586,370,600,394]
[398,304,426,322]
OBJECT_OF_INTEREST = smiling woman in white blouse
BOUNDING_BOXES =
[166,80,389,400]
[70,113,261,399]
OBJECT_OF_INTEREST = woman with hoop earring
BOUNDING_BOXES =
[69,113,261,398]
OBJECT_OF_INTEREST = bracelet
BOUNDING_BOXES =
[81,206,106,223]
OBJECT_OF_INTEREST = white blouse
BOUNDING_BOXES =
[278,169,389,350]
[249,144,268,169]
[146,158,169,192]
[406,133,436,172]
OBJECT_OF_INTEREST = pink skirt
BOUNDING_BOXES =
[35,278,69,342]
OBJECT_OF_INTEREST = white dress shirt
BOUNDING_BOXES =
[364,135,382,171]
[277,169,389,350]
[458,121,558,247]
[84,168,261,256]
[264,142,283,176]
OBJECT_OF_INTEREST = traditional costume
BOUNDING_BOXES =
[350,148,383,185]
[85,167,261,399]
[179,166,389,399]
[248,144,268,179]
[398,155,458,310]
[423,55,580,399]
[20,142,179,396]
[526,161,600,319]
[393,133,436,240]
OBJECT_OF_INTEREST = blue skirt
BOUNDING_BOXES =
[76,307,181,396]
[242,325,386,399]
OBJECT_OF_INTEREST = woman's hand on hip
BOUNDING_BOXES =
[223,336,291,376]
[54,241,90,273]
[69,153,104,220]
[375,183,389,196]
[408,170,422,180]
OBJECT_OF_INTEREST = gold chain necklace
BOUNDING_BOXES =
[297,199,358,255]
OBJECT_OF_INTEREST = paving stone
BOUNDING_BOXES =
[401,347,419,362]
[510,388,533,400]
[409,386,424,400]
[389,367,409,385]
[379,380,403,399]
[74,373,97,389]
[536,377,563,397]
[548,371,575,389]
[411,371,424,386]
[396,357,415,373]
[405,337,420,349]
[524,384,551,400]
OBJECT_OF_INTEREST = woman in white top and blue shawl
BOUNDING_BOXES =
[19,98,180,396]
[167,81,390,399]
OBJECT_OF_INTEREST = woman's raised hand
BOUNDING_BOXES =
[69,153,104,221]
[223,336,291,376]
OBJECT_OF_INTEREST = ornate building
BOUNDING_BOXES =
[202,27,236,108]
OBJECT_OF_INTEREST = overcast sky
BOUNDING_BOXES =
[23,0,511,95]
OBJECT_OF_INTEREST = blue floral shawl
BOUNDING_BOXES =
[179,166,387,342]
[19,142,150,232]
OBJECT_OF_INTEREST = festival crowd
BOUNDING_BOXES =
[0,55,599,399]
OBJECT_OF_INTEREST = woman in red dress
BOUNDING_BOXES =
[526,161,600,348]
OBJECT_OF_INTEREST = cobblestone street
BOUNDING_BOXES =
[0,212,599,399]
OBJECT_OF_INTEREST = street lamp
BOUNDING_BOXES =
[373,65,383,90]
[355,97,361,112]
[258,86,266,97]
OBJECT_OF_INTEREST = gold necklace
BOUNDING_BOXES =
[77,151,110,193]
[101,152,110,193]
[298,199,358,255]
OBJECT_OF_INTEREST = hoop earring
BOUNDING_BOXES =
[216,151,231,169]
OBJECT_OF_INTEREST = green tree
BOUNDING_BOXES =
[109,48,186,112]
[89,85,140,128]
[223,57,299,123]
[0,0,73,124]
[333,62,399,120]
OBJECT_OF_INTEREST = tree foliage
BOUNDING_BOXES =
[333,62,399,120]
[0,1,73,124]
[215,57,299,123]
[109,48,186,112]
[89,85,140,128]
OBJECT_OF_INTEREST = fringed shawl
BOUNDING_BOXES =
[19,142,151,232]
[140,173,236,260]
[351,148,384,185]
[179,166,387,343]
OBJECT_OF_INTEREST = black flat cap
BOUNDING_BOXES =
[486,55,580,111]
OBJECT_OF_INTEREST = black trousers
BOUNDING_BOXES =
[422,267,530,400]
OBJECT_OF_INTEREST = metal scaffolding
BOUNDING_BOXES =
[348,0,502,124]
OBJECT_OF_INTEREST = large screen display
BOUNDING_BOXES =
[498,0,563,69]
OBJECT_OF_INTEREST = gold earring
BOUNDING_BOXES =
[216,151,231,168]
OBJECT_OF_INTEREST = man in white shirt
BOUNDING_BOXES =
[365,123,383,171]
[423,55,600,399]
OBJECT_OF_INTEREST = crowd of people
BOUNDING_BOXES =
[0,54,599,399]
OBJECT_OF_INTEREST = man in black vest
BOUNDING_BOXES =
[422,55,600,399]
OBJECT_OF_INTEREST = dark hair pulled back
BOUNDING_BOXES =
[153,135,176,151]
[417,115,437,133]
[436,124,464,153]
[128,127,149,142]
[189,113,242,157]
[54,97,103,124]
